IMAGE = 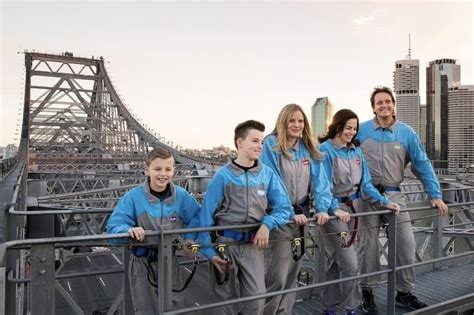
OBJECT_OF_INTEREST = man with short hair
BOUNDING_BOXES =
[356,86,448,314]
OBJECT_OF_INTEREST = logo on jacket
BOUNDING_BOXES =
[394,144,401,149]
[302,158,309,165]
[170,216,177,223]
[355,157,361,165]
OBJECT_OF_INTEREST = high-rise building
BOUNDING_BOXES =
[311,97,333,139]
[426,58,461,162]
[419,104,427,148]
[447,85,474,170]
[393,59,420,134]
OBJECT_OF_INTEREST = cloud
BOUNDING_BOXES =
[352,16,375,25]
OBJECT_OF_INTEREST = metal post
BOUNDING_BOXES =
[0,266,5,315]
[433,215,444,270]
[386,213,397,315]
[30,244,55,315]
[157,225,173,314]
[315,228,326,296]
[122,247,134,314]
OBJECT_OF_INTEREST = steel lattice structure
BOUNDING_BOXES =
[22,52,220,203]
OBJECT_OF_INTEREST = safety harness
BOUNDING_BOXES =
[336,191,360,248]
[291,197,310,261]
[134,243,201,293]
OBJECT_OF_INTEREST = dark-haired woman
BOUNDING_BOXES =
[318,109,400,315]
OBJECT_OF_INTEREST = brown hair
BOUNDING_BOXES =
[146,147,174,166]
[318,109,359,145]
[234,120,265,149]
[370,86,396,108]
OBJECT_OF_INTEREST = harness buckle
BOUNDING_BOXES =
[338,231,349,247]
[215,244,229,262]
[292,237,302,247]
[190,244,200,255]
[382,223,389,238]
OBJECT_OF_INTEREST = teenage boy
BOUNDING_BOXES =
[198,120,293,314]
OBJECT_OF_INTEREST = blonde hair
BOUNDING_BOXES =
[271,104,322,160]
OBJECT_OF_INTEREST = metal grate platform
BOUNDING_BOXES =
[293,262,474,314]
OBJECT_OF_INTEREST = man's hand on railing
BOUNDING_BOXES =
[431,198,448,216]
[387,202,401,216]
[128,227,145,242]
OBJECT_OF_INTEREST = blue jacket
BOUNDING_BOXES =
[260,134,333,214]
[107,179,201,243]
[198,160,292,258]
[319,140,390,212]
[357,118,442,199]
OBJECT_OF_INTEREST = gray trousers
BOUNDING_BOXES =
[264,224,302,315]
[320,202,361,310]
[129,255,183,315]
[210,236,266,315]
[358,191,416,292]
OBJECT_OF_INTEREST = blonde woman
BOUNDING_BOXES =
[260,104,338,315]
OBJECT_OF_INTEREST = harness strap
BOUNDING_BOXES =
[173,244,201,293]
[375,184,401,194]
[336,199,359,248]
[214,244,230,285]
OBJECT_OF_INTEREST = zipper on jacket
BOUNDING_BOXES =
[244,172,250,223]
[381,129,385,186]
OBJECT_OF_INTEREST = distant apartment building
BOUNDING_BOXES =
[447,85,474,170]
[311,97,333,140]
[426,58,461,161]
[1,144,18,159]
[419,104,427,148]
[393,59,420,135]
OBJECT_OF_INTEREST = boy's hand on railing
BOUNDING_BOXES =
[252,225,270,250]
[128,227,145,242]
[387,202,401,216]
[211,256,228,273]
[431,198,448,216]
[334,209,350,223]
[293,214,308,225]
[315,212,329,225]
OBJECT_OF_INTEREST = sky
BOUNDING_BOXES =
[1,0,473,150]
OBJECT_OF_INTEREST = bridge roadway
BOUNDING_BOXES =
[0,162,23,243]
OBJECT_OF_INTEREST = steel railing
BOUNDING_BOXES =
[1,204,473,315]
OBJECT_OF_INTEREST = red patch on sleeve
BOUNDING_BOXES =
[303,158,309,165]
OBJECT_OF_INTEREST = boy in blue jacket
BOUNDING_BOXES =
[198,120,293,314]
[107,148,200,314]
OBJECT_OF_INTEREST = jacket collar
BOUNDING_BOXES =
[372,117,397,132]
[228,159,261,176]
[143,177,176,205]
[328,139,356,151]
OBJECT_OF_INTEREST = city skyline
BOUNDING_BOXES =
[1,1,473,149]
